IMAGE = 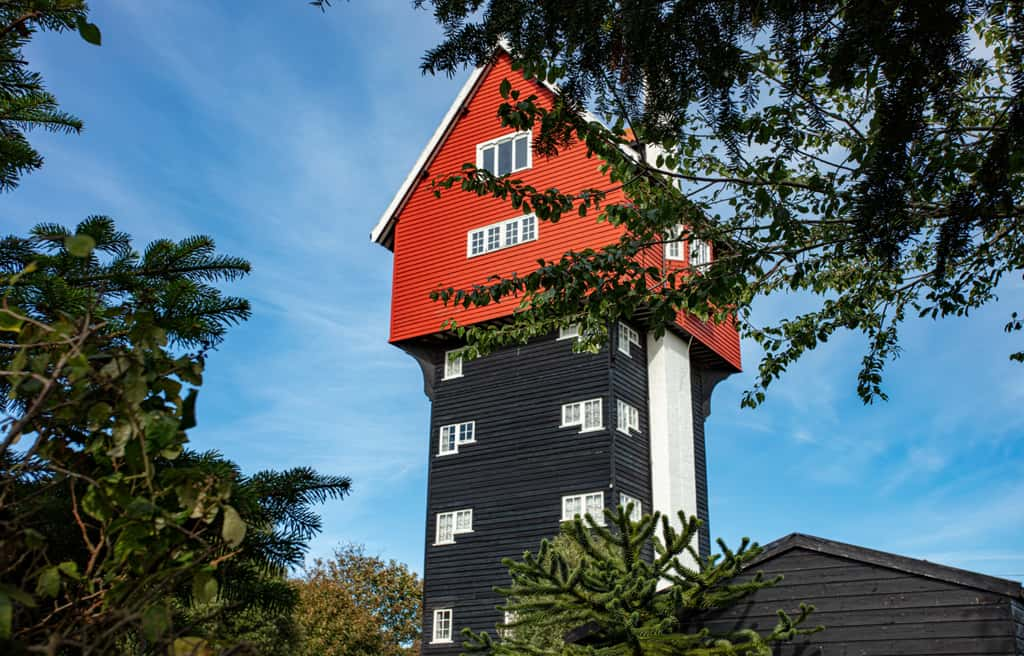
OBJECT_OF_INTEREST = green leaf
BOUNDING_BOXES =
[220,505,246,547]
[64,233,96,257]
[57,561,81,580]
[0,310,23,333]
[75,16,102,46]
[142,604,171,641]
[36,566,60,598]
[180,388,198,430]
[192,571,218,605]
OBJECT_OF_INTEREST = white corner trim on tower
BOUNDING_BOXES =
[646,330,699,571]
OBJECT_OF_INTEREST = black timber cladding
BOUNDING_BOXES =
[704,533,1024,655]
[419,323,693,654]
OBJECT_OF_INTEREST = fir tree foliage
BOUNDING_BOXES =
[463,507,821,655]
[417,0,1024,405]
[0,1,100,192]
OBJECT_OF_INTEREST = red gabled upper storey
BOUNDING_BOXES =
[372,49,741,372]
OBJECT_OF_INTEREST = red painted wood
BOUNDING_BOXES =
[386,53,741,371]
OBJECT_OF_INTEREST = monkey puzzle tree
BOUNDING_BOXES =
[464,507,820,655]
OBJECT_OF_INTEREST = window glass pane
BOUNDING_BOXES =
[618,330,631,355]
[617,400,627,432]
[564,496,582,519]
[497,139,513,175]
[458,422,474,443]
[470,231,484,255]
[505,219,519,246]
[514,134,529,169]
[487,226,501,251]
[521,215,536,241]
[585,493,603,516]
[481,147,495,175]
[444,351,462,378]
[584,399,602,428]
[456,510,472,531]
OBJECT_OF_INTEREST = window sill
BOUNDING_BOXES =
[578,426,604,434]
[430,640,454,645]
[441,374,464,381]
[433,540,456,546]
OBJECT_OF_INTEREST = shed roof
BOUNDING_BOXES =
[752,532,1024,600]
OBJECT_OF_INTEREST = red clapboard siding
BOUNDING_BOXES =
[386,52,741,371]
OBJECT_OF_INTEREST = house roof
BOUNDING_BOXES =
[751,532,1024,600]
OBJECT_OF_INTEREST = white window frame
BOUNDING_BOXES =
[499,610,517,639]
[561,492,605,525]
[476,131,532,176]
[432,608,453,644]
[466,213,538,258]
[557,324,581,340]
[435,508,473,545]
[617,322,640,356]
[616,399,639,434]
[438,421,475,456]
[666,224,685,261]
[619,493,642,522]
[443,348,464,380]
[689,238,712,267]
[560,398,603,432]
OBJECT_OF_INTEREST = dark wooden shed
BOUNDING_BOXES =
[707,533,1024,655]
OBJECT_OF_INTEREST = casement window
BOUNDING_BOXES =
[432,608,453,643]
[690,238,712,267]
[435,508,473,545]
[561,398,603,432]
[466,214,538,258]
[498,611,516,638]
[617,322,641,356]
[558,324,580,340]
[438,421,475,456]
[443,349,464,380]
[619,493,643,522]
[616,400,639,434]
[665,224,685,260]
[562,492,605,524]
[477,131,531,176]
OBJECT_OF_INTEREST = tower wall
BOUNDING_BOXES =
[417,323,712,653]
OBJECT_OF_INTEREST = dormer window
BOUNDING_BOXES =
[467,214,537,257]
[477,132,531,176]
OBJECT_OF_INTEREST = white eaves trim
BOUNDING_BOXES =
[369,41,639,249]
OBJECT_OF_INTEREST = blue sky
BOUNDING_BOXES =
[8,2,1023,583]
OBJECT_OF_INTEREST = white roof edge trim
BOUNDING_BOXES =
[370,60,491,246]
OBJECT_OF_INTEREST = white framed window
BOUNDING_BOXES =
[617,322,640,356]
[619,493,642,522]
[616,400,639,434]
[438,421,475,456]
[557,324,581,340]
[690,238,712,267]
[560,398,602,432]
[443,349,464,380]
[432,608,453,644]
[499,610,518,639]
[562,492,605,524]
[435,508,473,545]
[477,131,531,176]
[666,224,685,260]
[466,214,538,258]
